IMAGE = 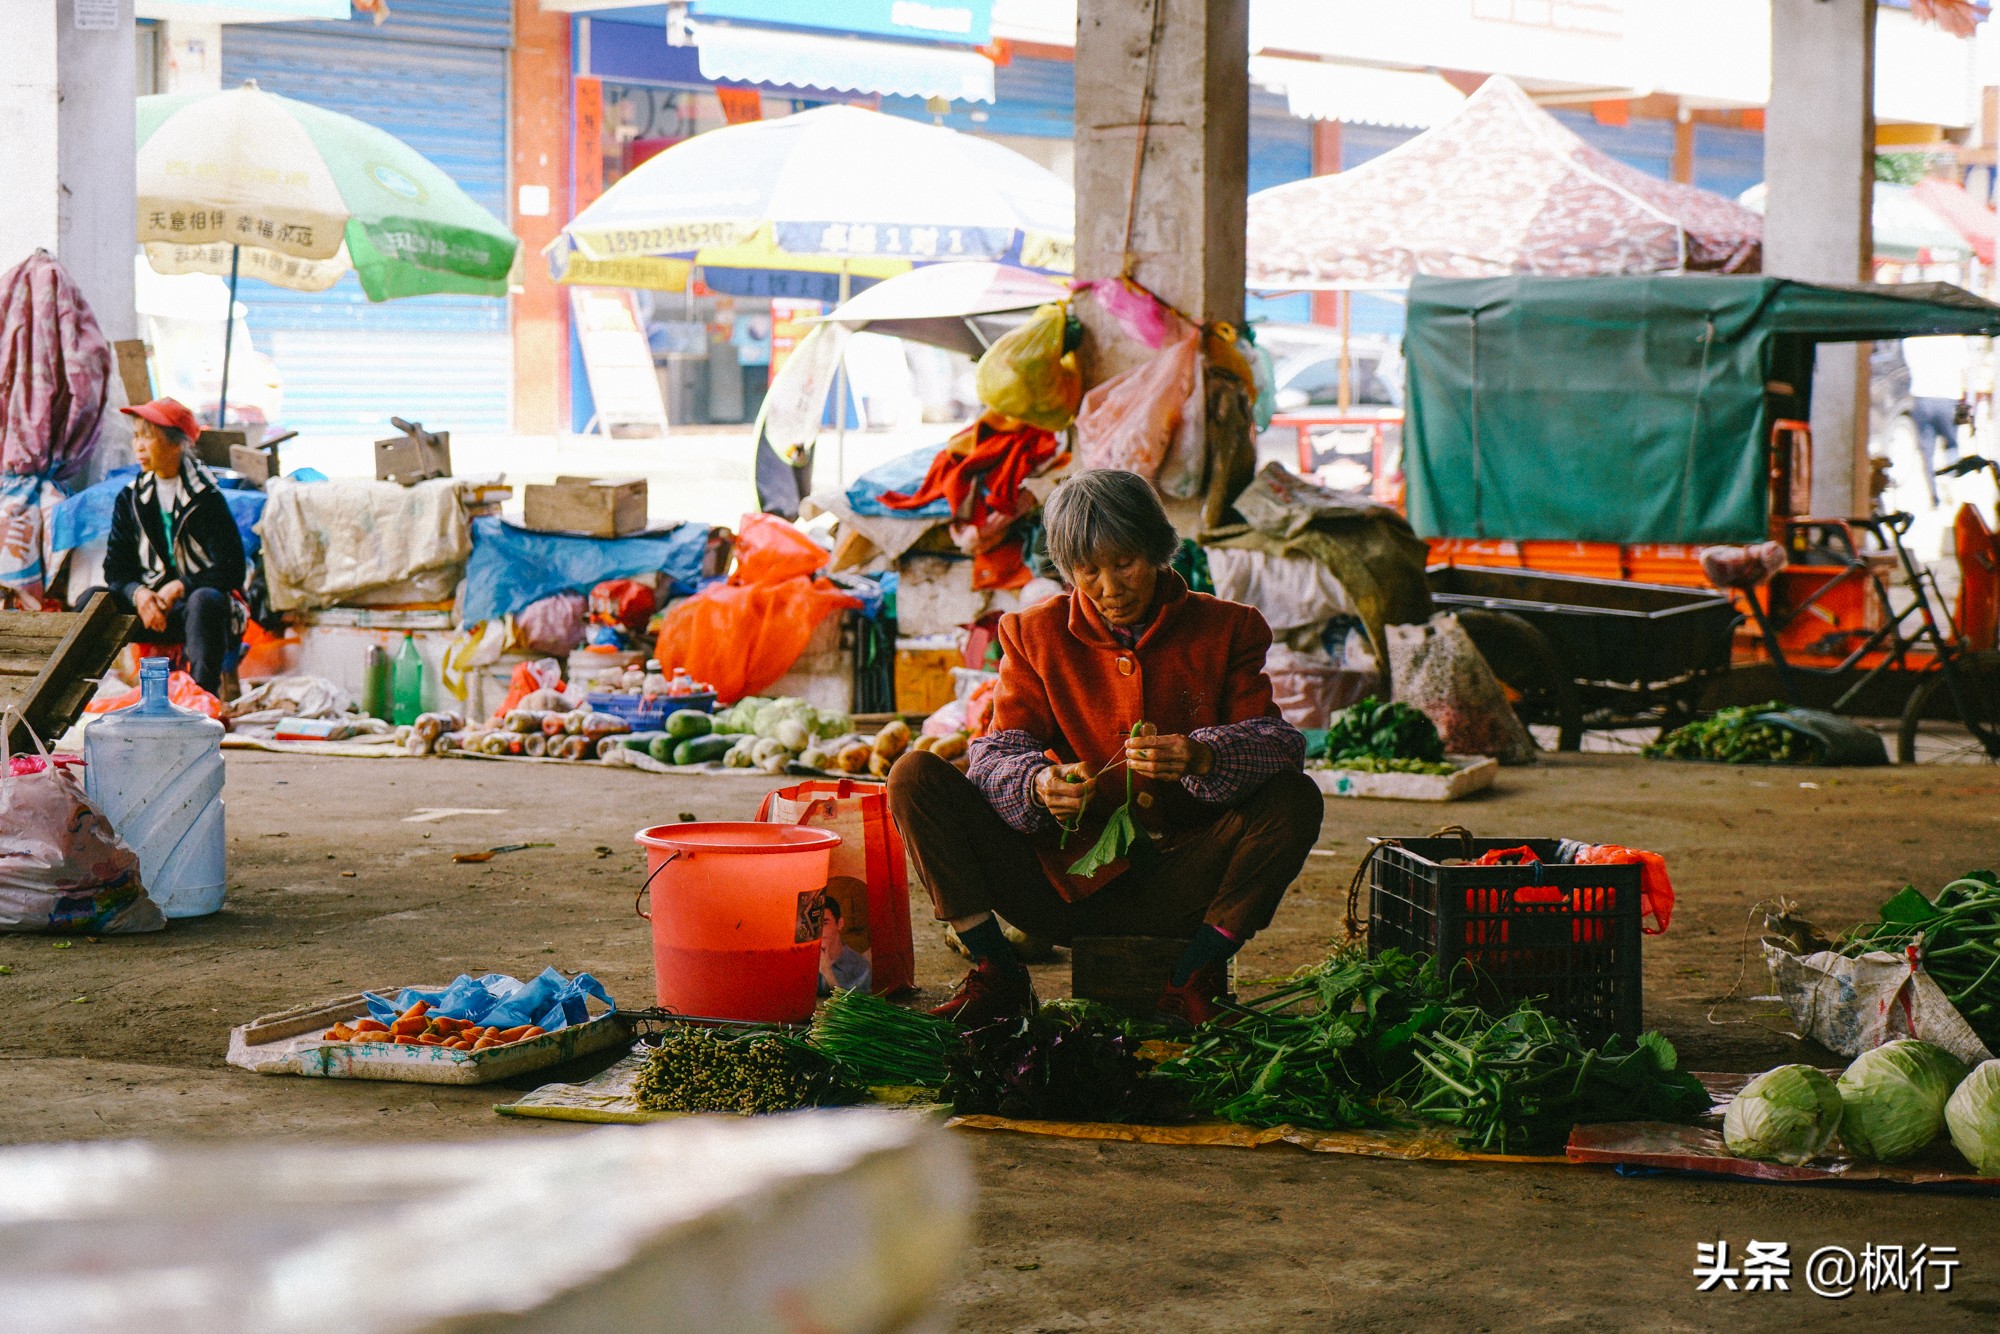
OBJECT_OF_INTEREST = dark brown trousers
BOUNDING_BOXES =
[886,750,1323,944]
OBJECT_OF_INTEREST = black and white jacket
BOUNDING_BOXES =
[103,455,247,605]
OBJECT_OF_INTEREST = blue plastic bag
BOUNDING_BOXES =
[363,968,615,1033]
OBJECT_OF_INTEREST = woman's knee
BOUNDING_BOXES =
[1255,770,1326,843]
[185,586,226,613]
[886,748,964,817]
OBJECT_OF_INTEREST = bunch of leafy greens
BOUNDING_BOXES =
[1151,949,1455,1130]
[1644,703,1807,764]
[1837,871,2000,1050]
[944,1000,1172,1122]
[1322,698,1446,765]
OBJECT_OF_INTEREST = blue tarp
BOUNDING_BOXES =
[50,467,271,559]
[363,968,614,1033]
[846,442,947,518]
[461,515,710,625]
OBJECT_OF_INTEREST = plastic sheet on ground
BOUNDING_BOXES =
[1567,1073,2000,1186]
[947,1114,1566,1163]
[258,477,471,611]
[460,515,710,625]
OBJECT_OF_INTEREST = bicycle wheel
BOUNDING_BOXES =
[1897,651,2000,764]
[1454,609,1583,751]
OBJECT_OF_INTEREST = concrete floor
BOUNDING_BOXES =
[2,750,1996,1329]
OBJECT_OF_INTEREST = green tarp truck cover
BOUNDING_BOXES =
[1403,274,2000,544]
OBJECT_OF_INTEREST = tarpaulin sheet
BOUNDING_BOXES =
[460,516,710,625]
[846,443,948,518]
[1404,275,2000,544]
[51,466,268,559]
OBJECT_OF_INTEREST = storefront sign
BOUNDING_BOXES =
[574,77,604,211]
[691,0,991,46]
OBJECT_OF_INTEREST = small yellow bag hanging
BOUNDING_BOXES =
[975,301,1082,432]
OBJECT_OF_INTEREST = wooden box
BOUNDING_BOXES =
[229,442,280,486]
[375,420,452,485]
[195,428,246,469]
[523,476,649,538]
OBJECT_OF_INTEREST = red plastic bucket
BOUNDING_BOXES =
[634,821,842,1023]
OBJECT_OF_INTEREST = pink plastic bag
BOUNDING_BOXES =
[0,717,161,933]
[1076,278,1175,350]
[515,592,586,656]
[1075,328,1199,480]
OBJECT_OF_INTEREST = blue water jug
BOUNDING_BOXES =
[84,656,227,918]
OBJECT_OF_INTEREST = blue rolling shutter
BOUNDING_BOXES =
[1694,124,1764,204]
[222,0,512,437]
[1247,91,1312,324]
[1548,108,1674,180]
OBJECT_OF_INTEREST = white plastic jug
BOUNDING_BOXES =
[84,656,226,918]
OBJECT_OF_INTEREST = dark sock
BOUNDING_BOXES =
[957,916,1018,967]
[1171,925,1241,987]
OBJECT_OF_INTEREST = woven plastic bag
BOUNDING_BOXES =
[756,779,914,995]
[1387,613,1537,764]
[976,302,1081,432]
[0,717,161,934]
[1075,328,1199,480]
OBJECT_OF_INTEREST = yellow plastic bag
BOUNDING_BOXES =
[975,302,1081,431]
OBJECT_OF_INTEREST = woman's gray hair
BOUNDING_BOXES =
[1042,469,1179,575]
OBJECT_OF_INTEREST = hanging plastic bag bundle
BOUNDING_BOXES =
[975,301,1082,432]
[1074,326,1199,480]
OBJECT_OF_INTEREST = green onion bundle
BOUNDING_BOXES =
[1839,871,2000,1049]
[809,989,957,1089]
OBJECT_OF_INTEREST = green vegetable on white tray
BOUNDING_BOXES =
[1944,1059,2000,1176]
[1836,1039,1967,1162]
[1322,697,1445,765]
[1722,1064,1845,1166]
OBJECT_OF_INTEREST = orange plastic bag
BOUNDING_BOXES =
[1074,327,1198,480]
[656,577,860,703]
[84,670,222,720]
[734,512,831,586]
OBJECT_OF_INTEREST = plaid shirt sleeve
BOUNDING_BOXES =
[1183,715,1307,806]
[968,729,1057,834]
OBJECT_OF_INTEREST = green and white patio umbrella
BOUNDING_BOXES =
[138,82,518,301]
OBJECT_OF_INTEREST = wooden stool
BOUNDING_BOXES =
[1070,936,1191,1014]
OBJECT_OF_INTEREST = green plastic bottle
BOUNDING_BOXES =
[392,633,424,725]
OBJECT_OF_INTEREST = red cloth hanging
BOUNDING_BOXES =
[878,415,1061,529]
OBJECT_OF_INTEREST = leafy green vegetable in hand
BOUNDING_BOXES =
[1722,1063,1845,1165]
[1322,698,1446,765]
[1836,1038,1966,1162]
[1067,722,1152,875]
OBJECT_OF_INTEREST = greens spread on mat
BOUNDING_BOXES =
[810,988,956,1090]
[633,1026,859,1114]
[1837,870,2000,1049]
[1319,698,1447,767]
[944,1000,1168,1123]
[1644,703,1808,765]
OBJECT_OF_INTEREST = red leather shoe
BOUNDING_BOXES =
[929,957,1037,1029]
[1153,963,1234,1028]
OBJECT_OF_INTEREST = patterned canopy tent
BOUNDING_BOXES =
[1245,76,1762,291]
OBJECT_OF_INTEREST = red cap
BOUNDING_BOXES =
[120,397,203,442]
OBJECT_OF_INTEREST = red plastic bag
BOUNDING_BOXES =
[84,670,222,720]
[656,577,860,704]
[1572,844,1675,935]
[734,513,830,586]
[589,578,657,634]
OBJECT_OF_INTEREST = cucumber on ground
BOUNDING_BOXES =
[674,734,735,765]
[622,731,667,752]
[665,709,713,740]
[647,734,676,762]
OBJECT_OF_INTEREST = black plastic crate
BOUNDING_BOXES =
[1366,836,1643,1042]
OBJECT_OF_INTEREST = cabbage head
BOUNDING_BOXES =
[1722,1064,1844,1165]
[1944,1059,2000,1176]
[1836,1039,1967,1162]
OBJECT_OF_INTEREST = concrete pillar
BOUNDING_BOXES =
[162,22,225,96]
[0,0,138,341]
[511,0,570,437]
[1766,0,1876,518]
[1073,0,1248,381]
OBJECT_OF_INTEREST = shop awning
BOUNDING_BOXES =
[1247,58,1466,129]
[691,21,996,104]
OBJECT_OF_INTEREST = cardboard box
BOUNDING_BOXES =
[894,647,961,717]
[375,419,452,485]
[523,476,649,538]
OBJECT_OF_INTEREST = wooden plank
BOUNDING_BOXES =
[4,593,137,753]
[113,339,152,406]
